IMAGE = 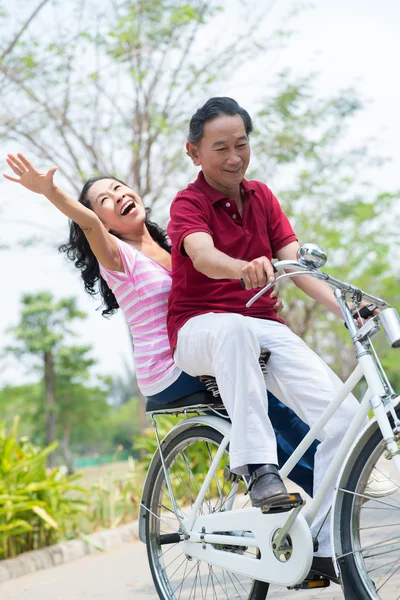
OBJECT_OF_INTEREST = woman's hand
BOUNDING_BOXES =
[4,153,57,196]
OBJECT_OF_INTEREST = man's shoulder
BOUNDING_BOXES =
[172,182,210,208]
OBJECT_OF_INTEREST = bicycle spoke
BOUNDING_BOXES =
[160,541,180,557]
[197,561,205,600]
[146,428,261,600]
[226,569,246,599]
[162,551,188,574]
[360,522,400,531]
[368,555,400,576]
[171,559,201,597]
[232,571,252,595]
[337,534,400,560]
[376,559,400,592]
[211,568,230,600]
[364,542,400,561]
[339,487,400,510]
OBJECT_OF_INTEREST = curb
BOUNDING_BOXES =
[0,519,139,584]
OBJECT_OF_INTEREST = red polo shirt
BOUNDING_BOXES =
[167,171,297,350]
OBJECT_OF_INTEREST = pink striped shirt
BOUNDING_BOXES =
[99,237,181,395]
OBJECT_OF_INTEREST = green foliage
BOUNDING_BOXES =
[6,292,86,359]
[3,294,117,463]
[0,383,43,436]
[106,398,142,450]
[0,417,88,558]
[86,456,143,529]
[133,415,182,468]
[55,345,112,459]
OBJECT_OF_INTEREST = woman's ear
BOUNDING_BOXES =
[186,142,201,166]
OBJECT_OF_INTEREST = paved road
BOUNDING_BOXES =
[0,537,344,600]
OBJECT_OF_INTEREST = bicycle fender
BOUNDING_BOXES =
[138,415,232,543]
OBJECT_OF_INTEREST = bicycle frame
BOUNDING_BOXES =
[159,334,398,587]
[140,246,400,588]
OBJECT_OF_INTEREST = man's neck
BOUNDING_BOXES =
[202,174,242,203]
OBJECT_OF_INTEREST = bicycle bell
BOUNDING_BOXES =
[297,243,327,269]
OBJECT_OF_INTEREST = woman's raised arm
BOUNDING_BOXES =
[4,153,122,272]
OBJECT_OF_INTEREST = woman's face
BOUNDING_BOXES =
[86,178,146,234]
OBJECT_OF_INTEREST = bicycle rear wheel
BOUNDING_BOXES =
[144,424,269,600]
[338,409,400,599]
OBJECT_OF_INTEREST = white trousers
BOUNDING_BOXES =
[174,312,359,556]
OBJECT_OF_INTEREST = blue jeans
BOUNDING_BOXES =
[147,372,318,497]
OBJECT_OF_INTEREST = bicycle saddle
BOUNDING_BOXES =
[145,348,271,414]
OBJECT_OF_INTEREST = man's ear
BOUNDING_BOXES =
[186,142,201,166]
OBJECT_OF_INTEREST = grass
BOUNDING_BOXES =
[78,460,132,489]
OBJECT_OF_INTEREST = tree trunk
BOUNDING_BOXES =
[61,424,74,474]
[44,350,57,467]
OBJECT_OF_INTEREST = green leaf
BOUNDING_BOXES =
[32,506,59,530]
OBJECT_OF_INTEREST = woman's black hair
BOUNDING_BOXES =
[59,175,170,317]
[188,97,253,145]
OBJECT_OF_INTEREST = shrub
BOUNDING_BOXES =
[0,417,88,558]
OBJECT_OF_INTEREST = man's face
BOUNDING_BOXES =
[187,114,250,196]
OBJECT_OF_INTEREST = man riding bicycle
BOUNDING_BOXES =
[166,97,394,582]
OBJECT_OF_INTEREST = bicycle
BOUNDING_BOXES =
[138,243,400,600]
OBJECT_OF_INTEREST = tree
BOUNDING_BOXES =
[250,73,400,379]
[1,1,398,393]
[6,292,86,465]
[0,0,297,418]
[54,345,111,471]
[0,0,290,205]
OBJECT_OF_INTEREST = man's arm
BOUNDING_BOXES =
[276,241,343,318]
[183,232,275,289]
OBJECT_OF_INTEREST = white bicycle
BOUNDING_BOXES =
[139,243,400,599]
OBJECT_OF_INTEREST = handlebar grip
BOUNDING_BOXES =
[355,304,377,319]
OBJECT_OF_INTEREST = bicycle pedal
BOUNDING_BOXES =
[261,492,303,514]
[223,466,241,484]
[298,575,331,589]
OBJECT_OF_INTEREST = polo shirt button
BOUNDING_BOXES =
[232,214,237,219]
[226,202,231,207]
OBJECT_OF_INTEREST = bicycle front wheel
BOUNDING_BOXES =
[338,410,400,599]
[144,424,269,600]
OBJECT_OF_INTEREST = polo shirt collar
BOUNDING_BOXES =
[193,171,255,204]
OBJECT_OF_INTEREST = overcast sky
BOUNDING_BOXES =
[1,0,399,386]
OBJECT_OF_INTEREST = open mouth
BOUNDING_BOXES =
[120,199,136,216]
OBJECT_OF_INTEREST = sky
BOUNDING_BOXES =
[1,0,399,386]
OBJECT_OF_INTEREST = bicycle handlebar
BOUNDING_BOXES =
[245,259,389,309]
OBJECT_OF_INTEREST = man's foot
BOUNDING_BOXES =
[365,468,399,498]
[248,464,290,509]
[309,556,340,585]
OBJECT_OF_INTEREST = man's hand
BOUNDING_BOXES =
[352,303,380,328]
[240,256,275,289]
[4,153,57,196]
